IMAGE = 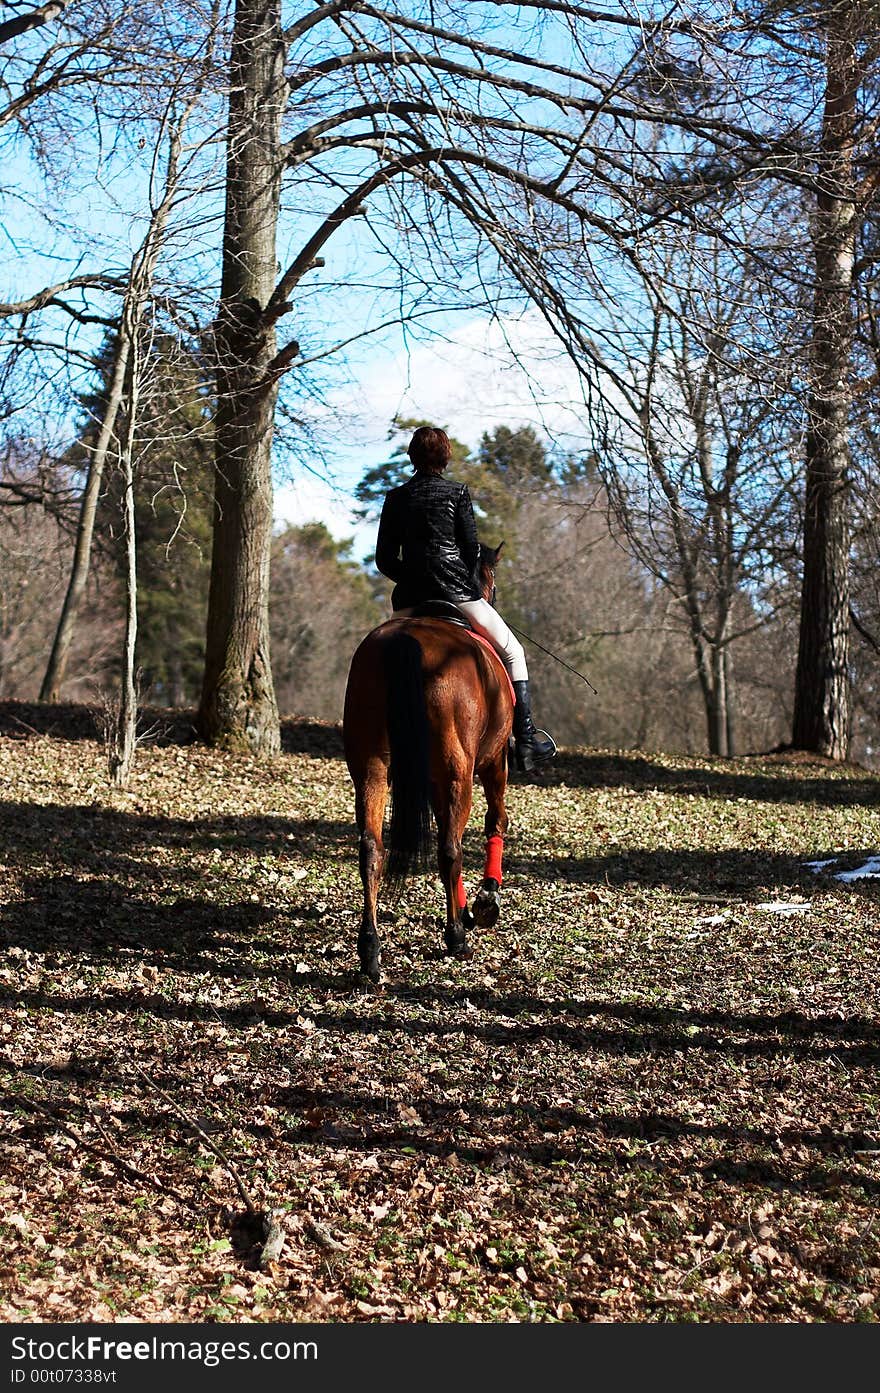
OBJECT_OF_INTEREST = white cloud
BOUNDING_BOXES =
[273,472,361,532]
[272,307,595,547]
[337,308,593,450]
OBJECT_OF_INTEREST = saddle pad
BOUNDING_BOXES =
[470,631,516,705]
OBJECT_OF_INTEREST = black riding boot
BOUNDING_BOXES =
[511,680,556,772]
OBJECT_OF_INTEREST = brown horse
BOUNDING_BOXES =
[342,544,513,982]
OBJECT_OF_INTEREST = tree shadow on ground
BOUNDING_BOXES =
[0,700,344,757]
[3,976,879,1070]
[520,748,880,806]
[0,876,279,961]
[0,798,354,867]
[517,844,880,900]
[2,798,877,965]
[0,799,357,962]
[3,978,879,1211]
[5,1071,875,1206]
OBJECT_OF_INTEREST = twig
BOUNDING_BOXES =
[303,1214,346,1252]
[674,1250,718,1288]
[132,1062,259,1217]
[4,713,42,738]
[2,1089,189,1207]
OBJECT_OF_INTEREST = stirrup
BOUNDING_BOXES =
[510,730,557,773]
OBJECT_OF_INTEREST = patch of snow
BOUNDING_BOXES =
[756,901,810,914]
[834,857,880,882]
[804,853,880,881]
[696,915,728,926]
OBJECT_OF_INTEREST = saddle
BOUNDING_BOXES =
[407,600,472,628]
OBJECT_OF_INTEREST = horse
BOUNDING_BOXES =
[342,543,514,983]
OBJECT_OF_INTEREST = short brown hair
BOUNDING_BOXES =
[407,426,451,474]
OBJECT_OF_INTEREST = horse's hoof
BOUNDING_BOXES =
[443,925,472,959]
[358,957,383,985]
[472,888,500,928]
[446,943,474,961]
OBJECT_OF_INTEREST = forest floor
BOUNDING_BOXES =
[0,699,878,1324]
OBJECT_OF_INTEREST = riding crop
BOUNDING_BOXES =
[507,621,598,695]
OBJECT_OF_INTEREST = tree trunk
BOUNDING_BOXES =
[791,15,861,758]
[40,335,130,701]
[197,0,284,755]
[707,642,728,757]
[109,352,140,789]
[724,646,735,757]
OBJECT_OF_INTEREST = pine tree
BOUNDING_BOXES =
[67,330,214,707]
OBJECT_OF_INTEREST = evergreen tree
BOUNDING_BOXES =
[121,338,213,707]
[71,329,214,707]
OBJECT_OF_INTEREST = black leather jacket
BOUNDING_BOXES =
[375,472,481,609]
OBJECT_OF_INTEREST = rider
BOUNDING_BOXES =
[374,425,556,772]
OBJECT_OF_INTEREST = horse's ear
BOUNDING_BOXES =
[494,540,505,561]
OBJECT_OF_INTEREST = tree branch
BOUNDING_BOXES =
[0,1,66,47]
[0,274,124,320]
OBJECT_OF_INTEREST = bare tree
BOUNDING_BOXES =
[38,38,217,700]
[544,212,801,754]
[0,439,121,697]
[499,3,880,758]
[0,4,203,713]
[106,311,142,787]
[197,0,286,752]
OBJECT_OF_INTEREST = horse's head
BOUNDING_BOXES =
[478,540,504,607]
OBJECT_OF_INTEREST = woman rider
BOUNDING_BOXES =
[374,425,556,772]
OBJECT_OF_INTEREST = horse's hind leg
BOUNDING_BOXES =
[473,754,509,929]
[355,767,388,983]
[435,770,473,960]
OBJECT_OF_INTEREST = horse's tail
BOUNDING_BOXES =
[383,629,434,884]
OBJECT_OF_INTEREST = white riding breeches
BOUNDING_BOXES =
[454,599,528,682]
[396,598,528,682]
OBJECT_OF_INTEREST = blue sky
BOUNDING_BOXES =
[2,160,593,568]
[273,303,593,562]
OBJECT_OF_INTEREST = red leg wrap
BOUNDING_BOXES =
[456,874,467,910]
[484,835,503,886]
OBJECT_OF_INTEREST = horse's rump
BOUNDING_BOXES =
[343,617,514,883]
[346,617,512,755]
